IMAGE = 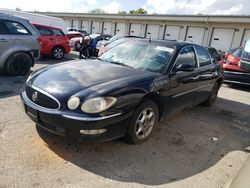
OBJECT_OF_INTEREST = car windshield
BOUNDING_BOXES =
[232,48,243,58]
[99,41,175,73]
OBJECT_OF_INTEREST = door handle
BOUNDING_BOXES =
[49,38,54,40]
[0,39,8,42]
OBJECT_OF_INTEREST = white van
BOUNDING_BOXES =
[0,9,67,34]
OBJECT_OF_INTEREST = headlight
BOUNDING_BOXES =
[67,97,80,110]
[81,97,117,113]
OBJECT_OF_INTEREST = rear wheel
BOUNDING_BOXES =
[203,82,220,106]
[125,100,158,144]
[4,52,32,76]
[52,46,64,59]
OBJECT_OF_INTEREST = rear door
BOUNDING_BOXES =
[164,46,199,115]
[51,28,69,52]
[0,20,13,64]
[34,25,55,55]
[193,45,217,104]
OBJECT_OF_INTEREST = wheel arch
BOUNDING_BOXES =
[4,51,34,70]
[140,92,165,121]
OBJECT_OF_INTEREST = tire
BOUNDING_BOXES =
[4,52,32,76]
[202,82,220,107]
[125,100,159,144]
[52,46,64,59]
[74,42,81,51]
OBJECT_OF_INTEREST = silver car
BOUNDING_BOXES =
[0,13,40,76]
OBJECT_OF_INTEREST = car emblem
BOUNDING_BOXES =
[32,91,38,102]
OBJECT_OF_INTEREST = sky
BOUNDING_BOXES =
[1,0,250,15]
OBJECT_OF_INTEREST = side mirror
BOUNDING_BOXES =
[175,64,195,72]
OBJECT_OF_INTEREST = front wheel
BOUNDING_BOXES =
[202,82,220,106]
[125,100,158,144]
[52,46,64,60]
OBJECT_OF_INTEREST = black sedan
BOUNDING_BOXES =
[21,39,223,144]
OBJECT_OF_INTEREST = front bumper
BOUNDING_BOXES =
[20,91,131,142]
[223,70,250,86]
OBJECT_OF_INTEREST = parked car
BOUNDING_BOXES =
[66,31,83,40]
[207,47,223,63]
[224,48,237,59]
[97,36,140,56]
[70,33,112,51]
[21,39,223,144]
[33,24,70,59]
[97,35,143,48]
[0,13,40,76]
[67,28,89,36]
[239,40,250,72]
[220,47,250,86]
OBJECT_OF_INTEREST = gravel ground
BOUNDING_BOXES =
[0,53,250,188]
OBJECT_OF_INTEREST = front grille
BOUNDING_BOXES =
[26,86,60,109]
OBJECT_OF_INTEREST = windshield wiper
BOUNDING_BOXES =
[109,61,133,68]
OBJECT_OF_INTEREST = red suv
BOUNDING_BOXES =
[33,24,71,59]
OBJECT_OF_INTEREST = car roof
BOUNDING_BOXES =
[0,12,29,22]
[130,38,201,51]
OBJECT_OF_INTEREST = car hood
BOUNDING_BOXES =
[29,60,158,100]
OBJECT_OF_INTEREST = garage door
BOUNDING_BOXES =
[64,19,72,28]
[164,26,181,40]
[115,23,126,35]
[210,28,235,52]
[185,27,205,45]
[92,21,100,33]
[103,22,112,35]
[241,29,250,46]
[146,24,160,39]
[81,20,89,32]
[72,20,80,29]
[130,23,142,37]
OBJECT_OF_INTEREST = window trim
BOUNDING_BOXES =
[35,26,54,36]
[170,45,198,73]
[3,20,31,35]
[194,45,212,68]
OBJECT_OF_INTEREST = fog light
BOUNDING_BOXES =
[80,129,106,135]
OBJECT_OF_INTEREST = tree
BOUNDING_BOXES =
[89,9,107,14]
[15,7,21,11]
[129,8,147,15]
[118,11,127,14]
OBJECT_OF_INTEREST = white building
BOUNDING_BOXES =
[37,12,250,52]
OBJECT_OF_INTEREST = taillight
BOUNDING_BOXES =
[37,36,43,46]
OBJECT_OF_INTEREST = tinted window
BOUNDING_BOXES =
[195,46,211,67]
[52,29,65,36]
[0,21,8,34]
[175,46,196,69]
[35,26,52,36]
[4,21,30,35]
[232,48,243,58]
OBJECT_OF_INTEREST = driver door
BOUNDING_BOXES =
[164,46,200,116]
